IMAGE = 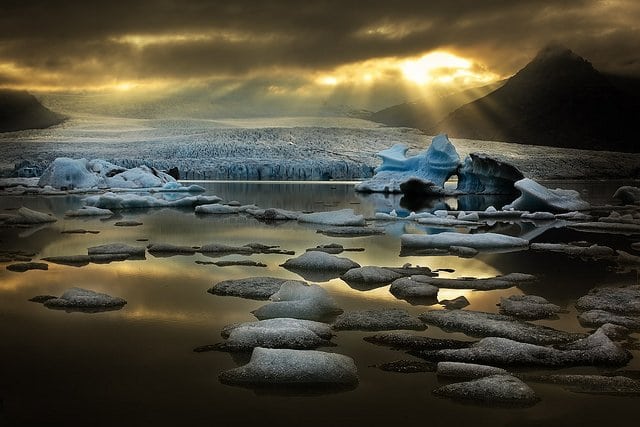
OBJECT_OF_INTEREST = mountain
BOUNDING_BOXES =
[370,81,504,129]
[434,44,640,152]
[0,89,65,132]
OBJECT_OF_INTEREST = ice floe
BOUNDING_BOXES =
[530,242,616,259]
[297,209,365,226]
[252,281,343,321]
[440,296,470,310]
[363,332,475,350]
[3,207,57,224]
[87,243,146,258]
[401,232,529,253]
[280,252,360,279]
[523,374,640,395]
[417,325,630,367]
[389,277,439,303]
[577,310,640,330]
[575,286,640,314]
[64,206,114,217]
[419,310,583,345]
[332,308,425,331]
[83,192,222,209]
[499,295,563,320]
[195,203,257,214]
[433,374,538,406]
[208,277,296,300]
[436,362,508,379]
[6,262,48,272]
[213,318,334,351]
[394,273,536,291]
[317,226,385,237]
[38,287,126,312]
[504,178,590,212]
[147,243,197,255]
[218,348,358,388]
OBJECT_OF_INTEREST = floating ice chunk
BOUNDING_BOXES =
[363,332,474,350]
[41,287,126,312]
[499,295,563,320]
[419,310,583,345]
[341,267,403,288]
[436,362,509,379]
[433,374,538,406]
[418,325,630,367]
[575,286,640,314]
[4,207,57,224]
[87,243,146,257]
[158,182,205,192]
[355,134,460,194]
[218,348,358,387]
[399,273,536,291]
[215,318,334,351]
[389,277,439,302]
[208,277,295,300]
[567,222,640,235]
[6,262,48,272]
[503,178,590,212]
[281,251,360,272]
[613,186,640,205]
[578,310,640,330]
[530,243,616,259]
[401,232,529,253]
[333,308,425,331]
[376,360,435,373]
[457,211,480,221]
[521,211,555,220]
[195,203,257,214]
[38,158,103,189]
[246,207,301,220]
[104,165,174,189]
[415,217,482,227]
[298,209,365,226]
[555,211,594,221]
[64,206,114,217]
[317,226,385,237]
[42,254,130,266]
[83,192,221,209]
[114,220,143,227]
[457,153,524,195]
[147,243,197,255]
[253,281,342,321]
[440,296,470,310]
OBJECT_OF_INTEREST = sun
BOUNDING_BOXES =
[401,52,472,85]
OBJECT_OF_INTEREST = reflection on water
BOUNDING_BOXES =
[0,181,639,426]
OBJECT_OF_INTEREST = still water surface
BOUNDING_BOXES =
[0,181,638,426]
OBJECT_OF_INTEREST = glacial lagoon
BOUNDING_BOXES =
[1,180,639,426]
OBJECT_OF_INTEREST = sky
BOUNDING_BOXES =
[1,0,638,115]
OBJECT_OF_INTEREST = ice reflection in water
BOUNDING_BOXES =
[0,181,639,426]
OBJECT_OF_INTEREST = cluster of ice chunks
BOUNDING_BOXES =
[356,134,591,213]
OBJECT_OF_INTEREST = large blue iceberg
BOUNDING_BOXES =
[355,134,523,196]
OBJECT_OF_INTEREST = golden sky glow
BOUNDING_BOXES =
[0,0,637,116]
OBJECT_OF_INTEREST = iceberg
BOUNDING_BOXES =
[355,134,460,193]
[456,153,524,194]
[503,178,590,212]
[218,348,358,387]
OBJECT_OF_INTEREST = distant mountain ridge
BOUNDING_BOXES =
[0,89,65,132]
[433,44,640,152]
[370,81,505,129]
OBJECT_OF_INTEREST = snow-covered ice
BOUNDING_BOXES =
[218,347,358,387]
[252,281,343,321]
[504,178,591,212]
[419,310,583,345]
[401,232,529,252]
[41,287,126,311]
[436,362,508,379]
[499,295,563,320]
[332,308,426,331]
[433,374,538,406]
[297,209,365,226]
[208,277,295,300]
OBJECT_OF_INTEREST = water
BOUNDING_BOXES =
[0,181,639,426]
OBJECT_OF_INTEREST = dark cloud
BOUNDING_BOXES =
[0,0,638,109]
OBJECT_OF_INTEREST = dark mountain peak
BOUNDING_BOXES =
[533,42,582,62]
[0,88,65,132]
